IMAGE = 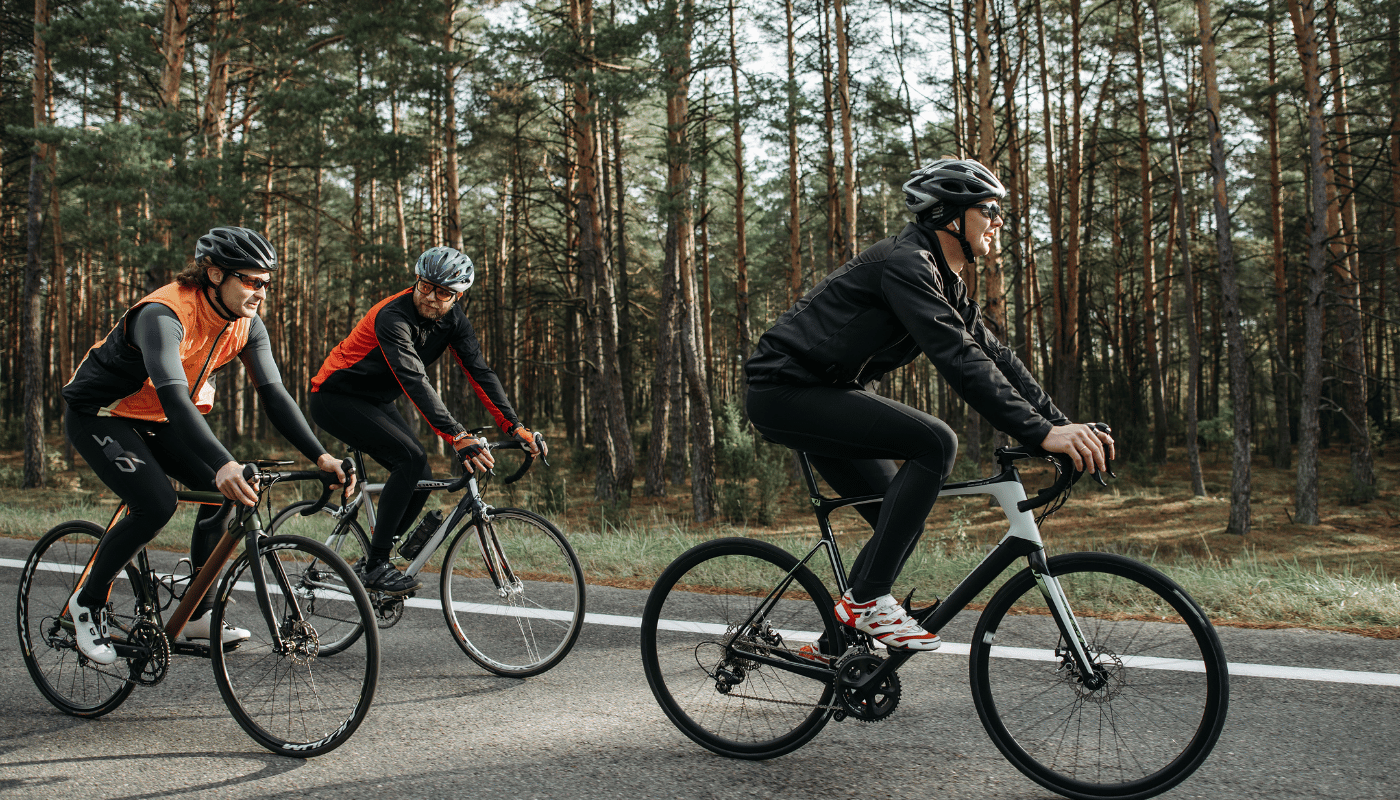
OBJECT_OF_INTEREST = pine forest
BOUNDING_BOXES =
[3,0,1398,532]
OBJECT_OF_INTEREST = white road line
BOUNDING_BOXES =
[7,555,1398,687]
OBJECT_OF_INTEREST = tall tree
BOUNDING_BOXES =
[1198,0,1250,535]
[1286,0,1330,525]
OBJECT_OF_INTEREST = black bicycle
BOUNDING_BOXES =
[267,434,585,678]
[639,441,1229,800]
[16,460,379,757]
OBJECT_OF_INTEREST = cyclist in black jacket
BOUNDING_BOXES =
[745,158,1113,650]
[310,246,544,595]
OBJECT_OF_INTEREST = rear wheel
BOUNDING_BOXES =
[639,537,843,760]
[267,501,370,655]
[211,535,379,757]
[970,552,1229,800]
[16,521,138,717]
[440,508,585,677]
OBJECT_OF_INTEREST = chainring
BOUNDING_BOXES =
[371,594,406,628]
[126,619,170,686]
[833,650,901,722]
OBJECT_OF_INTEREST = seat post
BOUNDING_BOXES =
[795,451,823,500]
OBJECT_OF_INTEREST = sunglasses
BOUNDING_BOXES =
[969,203,1007,221]
[416,279,460,300]
[225,271,274,291]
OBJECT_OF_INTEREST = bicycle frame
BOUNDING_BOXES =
[87,485,318,660]
[728,450,1101,689]
[314,449,518,595]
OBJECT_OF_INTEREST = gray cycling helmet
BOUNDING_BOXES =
[902,159,1007,226]
[414,246,474,292]
[195,226,278,272]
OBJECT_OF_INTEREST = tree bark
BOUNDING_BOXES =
[1286,0,1329,525]
[443,0,463,251]
[785,0,802,303]
[1134,6,1167,463]
[833,0,856,262]
[1153,3,1205,496]
[1266,4,1291,469]
[728,0,750,368]
[1324,1,1373,493]
[1199,0,1250,534]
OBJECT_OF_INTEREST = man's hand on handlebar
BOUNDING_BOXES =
[1039,423,1116,475]
[509,424,547,459]
[454,434,495,473]
[317,452,357,496]
[215,460,260,507]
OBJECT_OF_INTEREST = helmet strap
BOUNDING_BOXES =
[205,271,242,321]
[939,209,978,264]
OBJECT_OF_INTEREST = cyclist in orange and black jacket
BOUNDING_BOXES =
[309,246,544,595]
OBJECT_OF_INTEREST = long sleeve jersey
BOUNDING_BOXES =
[310,288,520,441]
[744,222,1069,447]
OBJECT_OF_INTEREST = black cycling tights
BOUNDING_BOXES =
[66,408,226,616]
[310,392,433,561]
[746,383,958,603]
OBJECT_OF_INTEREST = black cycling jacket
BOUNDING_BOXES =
[310,288,520,441]
[744,222,1069,446]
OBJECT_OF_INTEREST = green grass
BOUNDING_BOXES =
[6,488,1400,636]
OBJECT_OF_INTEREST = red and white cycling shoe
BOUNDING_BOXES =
[833,590,941,651]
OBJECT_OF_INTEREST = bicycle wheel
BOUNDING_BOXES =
[211,535,379,757]
[267,500,369,655]
[970,552,1229,800]
[639,537,843,760]
[16,521,138,717]
[440,508,584,677]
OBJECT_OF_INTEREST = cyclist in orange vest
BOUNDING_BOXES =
[62,226,353,665]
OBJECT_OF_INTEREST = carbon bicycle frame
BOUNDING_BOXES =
[724,452,1100,691]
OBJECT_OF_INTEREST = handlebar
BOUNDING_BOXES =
[445,432,547,491]
[1000,422,1115,514]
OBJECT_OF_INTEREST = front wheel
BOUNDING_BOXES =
[267,500,370,656]
[970,552,1229,800]
[16,521,138,717]
[639,537,844,760]
[440,508,585,677]
[211,535,379,757]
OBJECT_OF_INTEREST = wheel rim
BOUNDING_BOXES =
[442,510,583,676]
[974,556,1227,796]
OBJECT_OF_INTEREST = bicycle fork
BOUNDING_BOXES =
[473,518,522,599]
[1027,550,1104,689]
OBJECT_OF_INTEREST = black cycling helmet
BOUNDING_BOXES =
[414,246,474,292]
[902,158,1007,262]
[195,226,278,273]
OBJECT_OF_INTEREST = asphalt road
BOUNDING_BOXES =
[0,533,1397,800]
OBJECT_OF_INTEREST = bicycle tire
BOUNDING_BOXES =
[440,508,585,677]
[267,500,370,655]
[16,521,139,717]
[211,534,379,757]
[639,537,843,760]
[970,552,1229,800]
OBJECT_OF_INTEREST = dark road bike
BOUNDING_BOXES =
[268,434,584,678]
[639,440,1229,800]
[17,460,379,757]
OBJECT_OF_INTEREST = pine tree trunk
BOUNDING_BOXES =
[1154,4,1206,496]
[833,0,856,263]
[728,0,750,371]
[443,1,463,251]
[1286,0,1329,525]
[786,0,802,303]
[1324,2,1373,494]
[1199,0,1251,534]
[1135,6,1167,463]
[1267,4,1292,469]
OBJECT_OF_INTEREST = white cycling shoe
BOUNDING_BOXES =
[184,611,251,645]
[834,590,942,651]
[67,589,117,665]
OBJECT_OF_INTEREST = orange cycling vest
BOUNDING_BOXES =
[66,282,252,422]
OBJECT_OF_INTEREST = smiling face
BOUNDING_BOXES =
[963,203,1004,258]
[206,266,271,318]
